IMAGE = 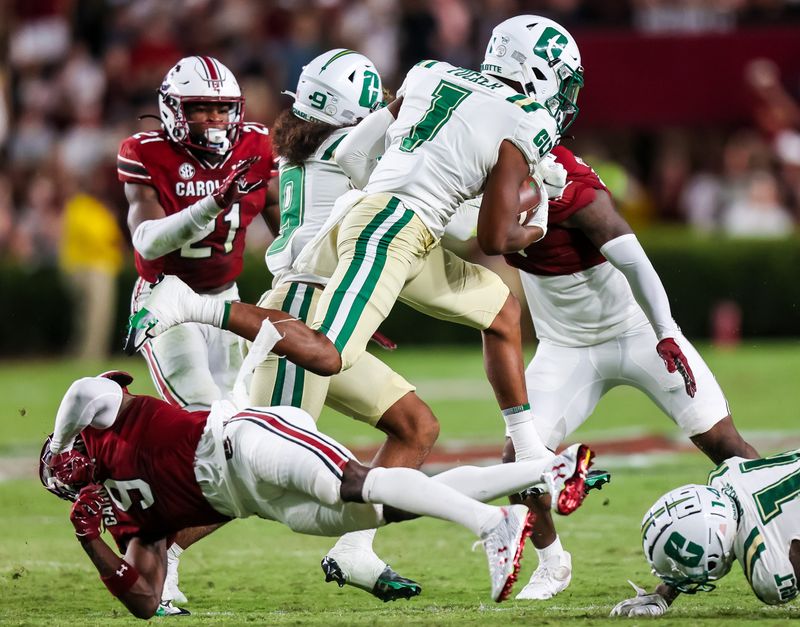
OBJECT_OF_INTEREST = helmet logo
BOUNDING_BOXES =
[359,70,381,108]
[178,163,196,180]
[664,531,704,567]
[196,56,225,93]
[534,26,569,63]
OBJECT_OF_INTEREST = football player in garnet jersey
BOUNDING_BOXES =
[500,146,758,601]
[117,56,278,612]
[39,371,597,617]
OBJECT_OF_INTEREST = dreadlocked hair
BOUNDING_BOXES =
[271,109,342,166]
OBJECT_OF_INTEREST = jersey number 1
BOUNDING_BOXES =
[180,202,241,258]
[400,80,471,153]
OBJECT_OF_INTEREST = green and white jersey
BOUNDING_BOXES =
[266,128,352,287]
[364,60,559,238]
[709,450,800,605]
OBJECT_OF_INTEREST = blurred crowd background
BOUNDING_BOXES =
[2,0,800,358]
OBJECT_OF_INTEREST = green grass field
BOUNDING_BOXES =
[2,342,800,625]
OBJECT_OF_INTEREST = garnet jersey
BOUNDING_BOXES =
[506,146,648,347]
[81,395,231,549]
[504,145,608,277]
[709,451,800,605]
[117,124,273,292]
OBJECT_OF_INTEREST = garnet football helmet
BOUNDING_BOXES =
[39,433,91,502]
[286,48,384,126]
[481,16,583,134]
[641,484,738,593]
[158,56,244,155]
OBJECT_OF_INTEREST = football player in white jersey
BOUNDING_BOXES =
[611,451,800,616]
[252,49,437,602]
[127,15,586,474]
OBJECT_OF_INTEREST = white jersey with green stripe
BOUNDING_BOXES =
[708,450,800,604]
[364,60,559,238]
[266,127,353,287]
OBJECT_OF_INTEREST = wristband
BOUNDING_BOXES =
[100,560,139,597]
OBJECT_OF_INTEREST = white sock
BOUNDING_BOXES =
[432,458,553,502]
[331,528,377,553]
[167,543,184,561]
[535,536,564,566]
[361,467,502,537]
[501,404,549,460]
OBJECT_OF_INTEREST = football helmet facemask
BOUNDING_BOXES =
[481,15,583,134]
[641,484,738,593]
[159,56,244,155]
[39,433,91,502]
[286,48,384,126]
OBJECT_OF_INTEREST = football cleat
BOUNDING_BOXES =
[124,275,195,355]
[542,444,595,515]
[321,556,421,602]
[155,601,190,617]
[476,504,533,602]
[515,551,572,600]
[585,469,611,493]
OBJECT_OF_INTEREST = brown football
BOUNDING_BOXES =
[518,175,542,225]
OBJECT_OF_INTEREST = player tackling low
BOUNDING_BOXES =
[611,450,800,616]
[39,371,596,618]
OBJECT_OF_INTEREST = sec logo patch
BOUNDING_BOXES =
[178,163,196,180]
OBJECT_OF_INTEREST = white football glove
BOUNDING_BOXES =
[609,580,669,618]
[534,153,568,200]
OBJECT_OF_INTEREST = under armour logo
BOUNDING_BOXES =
[551,462,567,479]
[116,563,128,578]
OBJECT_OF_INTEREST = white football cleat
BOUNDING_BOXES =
[124,275,197,354]
[543,444,594,515]
[162,550,188,605]
[155,600,190,617]
[321,546,421,602]
[515,551,572,600]
[477,504,533,602]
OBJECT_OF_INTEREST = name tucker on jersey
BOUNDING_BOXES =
[175,179,221,197]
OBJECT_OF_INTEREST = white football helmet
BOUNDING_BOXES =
[481,15,583,134]
[286,48,384,126]
[641,484,738,593]
[158,56,244,155]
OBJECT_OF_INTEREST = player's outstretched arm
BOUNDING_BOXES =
[334,99,402,189]
[71,485,167,619]
[563,191,696,397]
[478,140,546,255]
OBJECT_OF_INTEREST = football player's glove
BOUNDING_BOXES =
[49,449,95,486]
[70,484,106,543]
[656,337,696,398]
[610,581,669,617]
[213,156,264,207]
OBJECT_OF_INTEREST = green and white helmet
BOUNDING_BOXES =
[481,15,583,133]
[641,484,738,593]
[286,48,384,126]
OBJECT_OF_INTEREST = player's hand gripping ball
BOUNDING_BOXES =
[518,175,543,225]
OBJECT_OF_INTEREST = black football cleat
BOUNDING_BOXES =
[321,557,421,602]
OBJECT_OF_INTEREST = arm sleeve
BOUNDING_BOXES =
[334,106,395,189]
[131,195,222,260]
[599,234,680,340]
[49,377,123,453]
